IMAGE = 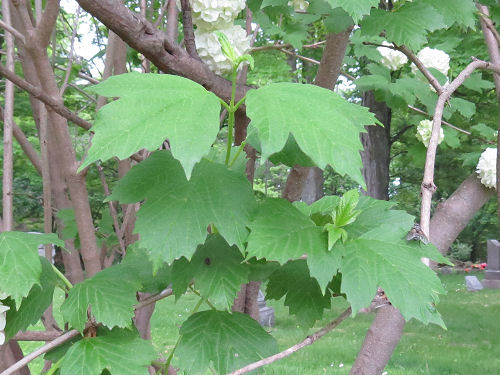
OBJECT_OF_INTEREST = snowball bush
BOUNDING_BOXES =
[288,0,309,11]
[476,147,497,189]
[188,0,246,30]
[411,47,450,77]
[195,25,251,75]
[416,119,444,148]
[0,292,9,345]
[377,41,408,71]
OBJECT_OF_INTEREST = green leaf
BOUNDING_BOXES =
[175,310,278,374]
[246,83,378,186]
[189,235,250,309]
[109,151,256,265]
[268,134,316,167]
[60,328,157,375]
[323,7,354,33]
[324,224,346,249]
[326,0,379,22]
[421,0,477,28]
[355,74,391,92]
[332,189,361,227]
[442,126,461,149]
[171,257,192,299]
[339,234,446,326]
[4,258,57,340]
[471,123,498,140]
[61,265,141,332]
[0,232,63,306]
[463,72,495,92]
[246,198,327,264]
[449,97,476,119]
[361,4,446,50]
[266,260,331,327]
[56,209,78,240]
[293,195,340,217]
[80,73,221,179]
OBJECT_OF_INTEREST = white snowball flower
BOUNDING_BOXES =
[411,47,450,77]
[288,0,309,11]
[416,119,444,148]
[0,294,9,345]
[377,41,408,71]
[476,148,497,189]
[187,0,246,30]
[195,25,251,75]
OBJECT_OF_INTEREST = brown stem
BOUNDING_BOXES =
[35,0,59,47]
[180,0,200,60]
[165,0,178,41]
[59,7,81,95]
[229,307,351,375]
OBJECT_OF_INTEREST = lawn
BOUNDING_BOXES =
[21,273,500,374]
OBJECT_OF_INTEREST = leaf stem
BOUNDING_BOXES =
[51,264,72,291]
[44,357,63,375]
[225,68,238,165]
[189,286,217,310]
[229,141,246,168]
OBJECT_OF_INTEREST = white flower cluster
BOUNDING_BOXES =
[476,148,497,189]
[416,119,444,148]
[288,0,309,11]
[411,47,450,77]
[0,292,9,345]
[377,41,408,71]
[182,0,250,75]
[195,25,250,75]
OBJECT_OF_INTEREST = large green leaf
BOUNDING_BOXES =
[246,198,327,264]
[60,328,156,375]
[266,260,331,327]
[109,151,256,265]
[326,0,379,22]
[4,258,57,340]
[361,3,446,50]
[80,73,221,179]
[0,232,63,306]
[339,233,446,326]
[422,0,477,29]
[189,235,250,310]
[246,83,378,186]
[175,310,278,374]
[61,265,141,332]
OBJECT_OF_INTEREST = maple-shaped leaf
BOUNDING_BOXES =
[422,0,477,29]
[108,151,256,265]
[4,257,57,340]
[60,328,157,375]
[266,260,331,327]
[0,232,63,306]
[175,310,278,374]
[189,235,250,310]
[61,265,141,332]
[171,257,192,299]
[80,73,221,179]
[246,83,378,186]
[246,198,327,264]
[326,0,379,22]
[339,231,446,326]
[361,3,446,50]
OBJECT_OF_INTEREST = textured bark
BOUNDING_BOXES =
[0,342,30,375]
[360,91,391,200]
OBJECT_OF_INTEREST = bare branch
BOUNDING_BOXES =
[165,0,178,40]
[0,63,93,130]
[154,0,171,28]
[0,329,81,375]
[180,0,200,60]
[60,7,82,95]
[0,19,26,44]
[13,330,63,341]
[478,9,500,45]
[228,307,351,375]
[134,287,173,310]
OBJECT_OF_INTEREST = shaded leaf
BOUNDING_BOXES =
[326,0,379,22]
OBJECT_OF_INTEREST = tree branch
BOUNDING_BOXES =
[165,0,178,41]
[0,19,26,44]
[0,63,92,130]
[228,307,351,375]
[180,0,200,60]
[35,0,59,47]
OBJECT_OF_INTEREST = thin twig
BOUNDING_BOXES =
[0,19,26,44]
[134,287,173,310]
[54,65,100,84]
[60,7,81,95]
[478,11,500,45]
[153,0,171,28]
[0,329,81,375]
[228,307,352,375]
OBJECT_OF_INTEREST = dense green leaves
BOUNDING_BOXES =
[0,232,63,306]
[61,265,140,332]
[81,73,221,178]
[60,328,157,375]
[421,0,477,29]
[175,310,278,374]
[188,235,250,309]
[266,260,331,327]
[326,0,379,22]
[109,151,256,265]
[4,258,57,340]
[246,83,378,186]
[246,198,327,264]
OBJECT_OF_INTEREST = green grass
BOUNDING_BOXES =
[20,274,500,374]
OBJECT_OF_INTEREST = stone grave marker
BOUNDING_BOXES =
[257,290,275,327]
[465,275,484,292]
[483,239,500,289]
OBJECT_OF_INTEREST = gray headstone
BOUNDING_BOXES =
[485,240,500,282]
[257,290,275,327]
[465,276,484,292]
